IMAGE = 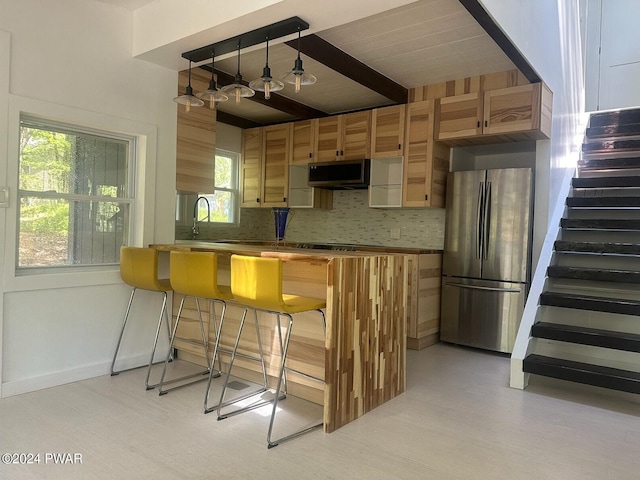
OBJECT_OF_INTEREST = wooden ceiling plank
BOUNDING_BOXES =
[287,34,408,105]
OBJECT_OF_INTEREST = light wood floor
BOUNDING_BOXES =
[1,343,639,479]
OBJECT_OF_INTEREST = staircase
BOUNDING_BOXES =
[523,107,640,394]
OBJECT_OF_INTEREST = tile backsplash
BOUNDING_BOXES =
[177,190,445,249]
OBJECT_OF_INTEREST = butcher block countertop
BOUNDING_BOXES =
[152,241,408,433]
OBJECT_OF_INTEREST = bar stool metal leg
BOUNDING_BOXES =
[111,288,172,389]
[157,296,211,395]
[215,308,274,419]
[267,309,326,448]
[203,299,228,413]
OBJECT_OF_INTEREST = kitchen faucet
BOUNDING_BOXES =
[192,196,210,239]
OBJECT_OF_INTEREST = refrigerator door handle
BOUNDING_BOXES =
[484,181,492,260]
[444,282,522,293]
[476,182,484,259]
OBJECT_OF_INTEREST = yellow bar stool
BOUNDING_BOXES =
[220,254,326,449]
[111,246,173,390]
[157,251,233,395]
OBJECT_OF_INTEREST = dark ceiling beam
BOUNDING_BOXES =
[458,0,541,83]
[215,110,262,129]
[287,34,408,105]
[200,65,328,120]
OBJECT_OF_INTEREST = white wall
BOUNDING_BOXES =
[0,0,178,396]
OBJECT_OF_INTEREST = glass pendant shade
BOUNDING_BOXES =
[249,38,284,100]
[196,51,228,109]
[174,60,204,112]
[219,43,255,103]
[280,31,316,93]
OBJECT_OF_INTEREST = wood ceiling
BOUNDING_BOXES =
[180,0,536,129]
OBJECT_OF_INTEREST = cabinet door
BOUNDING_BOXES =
[435,92,483,140]
[315,116,342,162]
[240,127,263,207]
[290,119,316,165]
[342,110,371,160]
[483,83,543,135]
[176,70,216,193]
[261,124,289,207]
[402,100,433,207]
[371,104,405,158]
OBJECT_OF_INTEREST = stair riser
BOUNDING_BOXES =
[547,267,640,284]
[554,254,640,271]
[563,209,640,220]
[546,277,640,298]
[554,241,640,256]
[567,198,640,208]
[539,295,640,316]
[524,362,640,394]
[531,325,640,353]
[588,110,640,128]
[572,177,640,188]
[539,306,640,332]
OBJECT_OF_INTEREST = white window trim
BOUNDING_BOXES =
[4,94,158,292]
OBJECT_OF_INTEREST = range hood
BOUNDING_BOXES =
[308,159,370,189]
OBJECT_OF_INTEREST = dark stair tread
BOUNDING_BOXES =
[560,218,640,231]
[523,354,640,394]
[589,109,640,128]
[566,197,640,207]
[572,176,640,188]
[582,139,640,153]
[578,156,640,170]
[540,291,640,316]
[554,240,640,255]
[531,322,640,352]
[547,265,640,284]
[586,123,640,138]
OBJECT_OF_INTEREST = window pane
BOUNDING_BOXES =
[19,126,129,196]
[214,155,232,189]
[203,192,234,223]
[19,197,129,267]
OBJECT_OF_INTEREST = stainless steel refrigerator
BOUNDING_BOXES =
[440,168,533,353]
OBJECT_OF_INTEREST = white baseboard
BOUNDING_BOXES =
[0,353,151,398]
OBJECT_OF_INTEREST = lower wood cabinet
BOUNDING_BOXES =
[406,252,442,350]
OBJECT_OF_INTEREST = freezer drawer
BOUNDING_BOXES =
[440,277,527,353]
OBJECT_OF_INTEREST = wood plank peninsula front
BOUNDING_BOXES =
[153,242,407,433]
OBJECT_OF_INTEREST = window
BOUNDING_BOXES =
[185,149,239,225]
[18,116,135,268]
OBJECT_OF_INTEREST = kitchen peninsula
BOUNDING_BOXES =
[154,241,410,433]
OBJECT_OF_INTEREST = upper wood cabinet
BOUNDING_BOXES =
[290,119,317,165]
[371,104,406,158]
[435,82,552,145]
[261,124,290,207]
[175,71,216,193]
[239,127,263,207]
[315,111,371,162]
[402,100,449,208]
[240,125,290,208]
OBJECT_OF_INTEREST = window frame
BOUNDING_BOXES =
[176,148,240,227]
[16,115,137,271]
[4,94,158,292]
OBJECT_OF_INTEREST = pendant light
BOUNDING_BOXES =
[281,29,316,93]
[220,41,255,103]
[173,60,204,112]
[196,50,228,109]
[249,37,284,100]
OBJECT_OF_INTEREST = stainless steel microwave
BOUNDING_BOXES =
[307,159,370,189]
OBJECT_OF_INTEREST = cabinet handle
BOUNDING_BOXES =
[336,150,339,157]
[425,194,428,200]
[485,120,488,128]
[283,197,286,202]
[341,150,344,156]
[309,153,312,158]
[398,144,401,150]
[477,121,480,128]
[256,198,260,203]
